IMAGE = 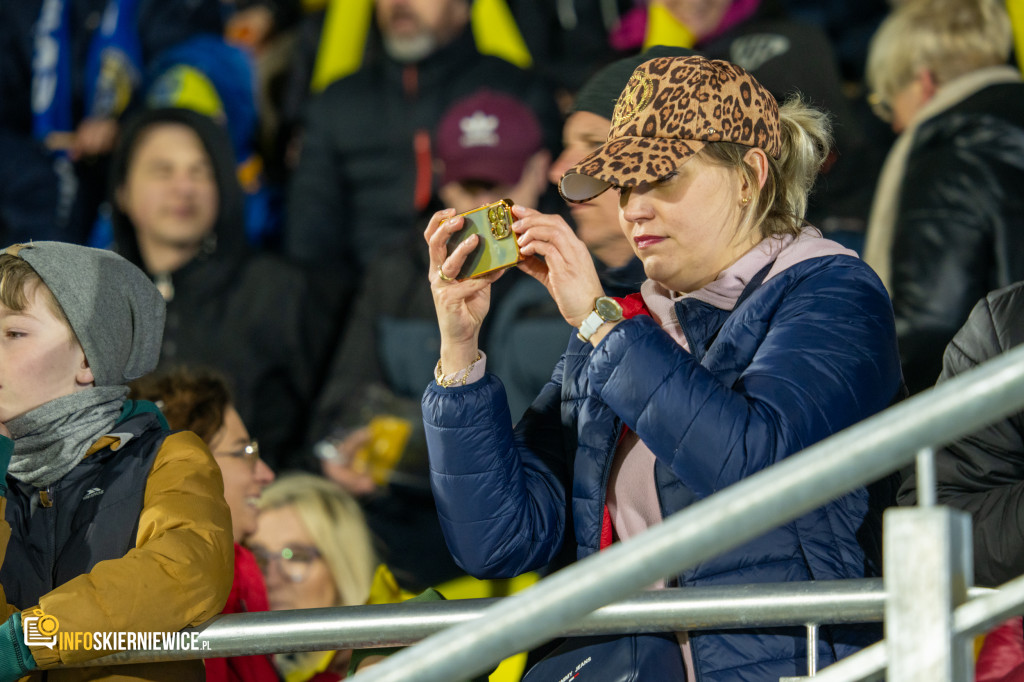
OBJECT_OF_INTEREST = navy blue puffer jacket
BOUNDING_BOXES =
[423,254,902,681]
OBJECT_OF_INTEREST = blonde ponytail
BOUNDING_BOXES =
[701,96,833,239]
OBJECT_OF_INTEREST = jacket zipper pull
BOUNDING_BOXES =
[39,488,53,507]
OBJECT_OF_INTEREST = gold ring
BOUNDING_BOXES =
[438,265,454,282]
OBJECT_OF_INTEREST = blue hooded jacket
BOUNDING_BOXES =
[423,253,903,681]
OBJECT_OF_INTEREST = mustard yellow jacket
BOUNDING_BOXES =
[2,430,233,681]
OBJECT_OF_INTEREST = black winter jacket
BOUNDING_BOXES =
[898,280,1024,587]
[284,29,561,273]
[111,108,340,471]
[891,81,1024,394]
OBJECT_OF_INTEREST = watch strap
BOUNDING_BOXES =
[576,310,606,342]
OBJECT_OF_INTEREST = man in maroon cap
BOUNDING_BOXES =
[433,89,550,217]
[305,88,564,594]
[284,0,560,282]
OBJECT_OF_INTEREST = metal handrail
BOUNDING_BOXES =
[74,579,889,666]
[957,572,1024,638]
[65,581,996,666]
[347,343,1024,682]
[811,572,1024,682]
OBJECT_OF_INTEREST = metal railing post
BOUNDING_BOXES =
[916,446,937,508]
[884,507,973,681]
[804,641,886,682]
[807,624,819,676]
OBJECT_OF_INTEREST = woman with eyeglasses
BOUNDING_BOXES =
[128,366,278,682]
[250,473,414,681]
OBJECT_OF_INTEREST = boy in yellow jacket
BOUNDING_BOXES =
[0,242,233,681]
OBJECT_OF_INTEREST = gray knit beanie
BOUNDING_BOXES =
[6,242,165,386]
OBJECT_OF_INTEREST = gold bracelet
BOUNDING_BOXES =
[434,352,482,388]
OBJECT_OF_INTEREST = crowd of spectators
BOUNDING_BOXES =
[0,0,907,469]
[1,0,1023,680]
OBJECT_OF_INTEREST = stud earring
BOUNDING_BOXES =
[741,195,750,205]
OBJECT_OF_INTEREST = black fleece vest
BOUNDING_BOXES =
[0,413,166,609]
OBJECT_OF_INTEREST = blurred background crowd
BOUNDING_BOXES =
[1,0,1022,679]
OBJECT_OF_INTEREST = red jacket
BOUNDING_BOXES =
[977,618,1024,682]
[205,544,280,682]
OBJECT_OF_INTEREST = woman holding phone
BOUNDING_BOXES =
[422,55,903,679]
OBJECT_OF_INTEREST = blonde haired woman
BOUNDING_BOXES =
[424,55,902,680]
[253,474,380,610]
[251,474,520,681]
[248,473,399,680]
[863,0,1024,394]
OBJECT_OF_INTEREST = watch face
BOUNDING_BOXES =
[595,296,623,322]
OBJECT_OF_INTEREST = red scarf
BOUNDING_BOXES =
[205,544,280,682]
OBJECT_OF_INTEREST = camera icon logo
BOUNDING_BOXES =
[23,609,59,649]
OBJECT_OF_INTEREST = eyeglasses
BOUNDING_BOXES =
[249,544,322,583]
[214,440,260,470]
[868,92,893,124]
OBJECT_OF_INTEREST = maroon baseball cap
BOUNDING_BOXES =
[435,89,543,188]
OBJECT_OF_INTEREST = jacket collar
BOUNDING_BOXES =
[380,28,479,93]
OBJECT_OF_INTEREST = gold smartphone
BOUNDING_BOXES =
[445,198,522,280]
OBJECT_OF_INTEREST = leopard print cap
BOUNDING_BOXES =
[559,55,781,203]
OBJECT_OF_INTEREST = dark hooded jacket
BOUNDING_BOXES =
[111,107,339,470]
[898,280,1024,588]
[284,26,561,275]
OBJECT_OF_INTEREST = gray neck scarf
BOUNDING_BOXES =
[7,387,128,488]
